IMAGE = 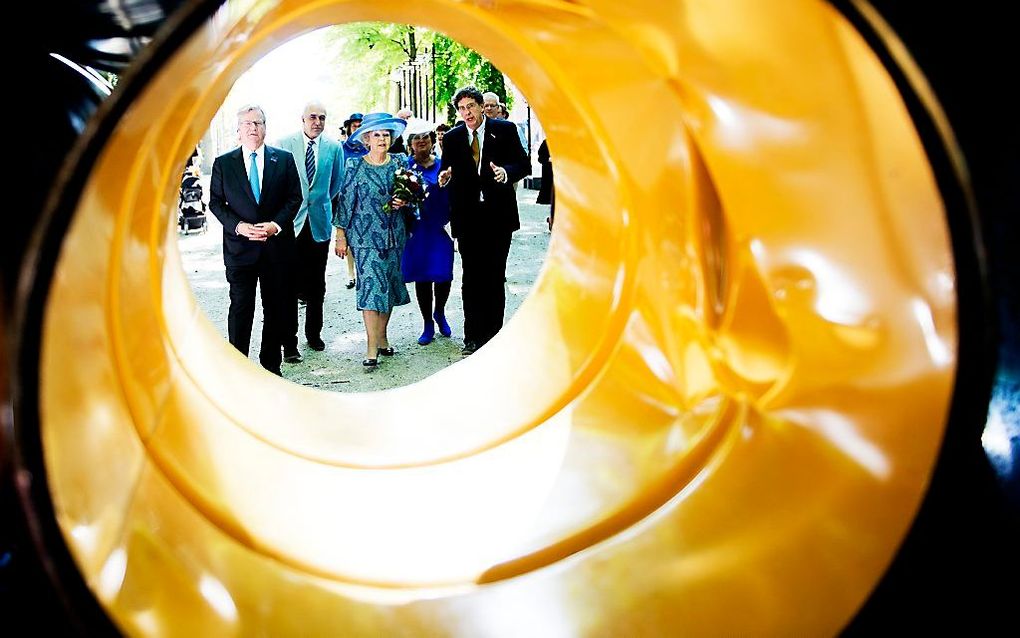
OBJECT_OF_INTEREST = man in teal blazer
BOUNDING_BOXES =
[275,101,345,357]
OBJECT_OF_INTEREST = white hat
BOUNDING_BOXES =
[402,118,439,142]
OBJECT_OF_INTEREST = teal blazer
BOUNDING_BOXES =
[274,132,344,242]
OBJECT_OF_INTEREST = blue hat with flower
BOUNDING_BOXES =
[353,112,406,144]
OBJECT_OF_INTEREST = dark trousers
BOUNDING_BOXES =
[225,251,286,372]
[285,222,330,347]
[458,230,512,345]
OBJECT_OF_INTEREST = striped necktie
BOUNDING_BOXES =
[249,152,260,204]
[305,139,316,184]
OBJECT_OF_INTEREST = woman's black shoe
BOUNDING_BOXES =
[377,347,395,357]
[362,358,378,368]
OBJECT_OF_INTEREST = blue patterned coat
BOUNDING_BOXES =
[332,154,409,250]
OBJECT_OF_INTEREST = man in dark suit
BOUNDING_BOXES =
[438,86,531,355]
[208,104,302,376]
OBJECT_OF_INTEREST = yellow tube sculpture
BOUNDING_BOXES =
[40,0,956,634]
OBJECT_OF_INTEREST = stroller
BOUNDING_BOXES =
[178,173,208,234]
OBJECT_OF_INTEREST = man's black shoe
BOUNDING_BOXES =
[307,336,326,351]
[283,347,303,363]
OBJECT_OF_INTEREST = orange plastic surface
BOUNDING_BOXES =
[41,0,955,634]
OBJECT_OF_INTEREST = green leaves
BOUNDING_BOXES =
[324,23,510,125]
[433,34,509,123]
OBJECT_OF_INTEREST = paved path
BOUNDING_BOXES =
[179,184,551,392]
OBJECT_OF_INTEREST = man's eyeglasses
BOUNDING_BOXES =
[305,114,327,122]
[239,120,265,128]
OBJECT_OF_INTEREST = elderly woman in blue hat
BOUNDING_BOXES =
[332,112,412,368]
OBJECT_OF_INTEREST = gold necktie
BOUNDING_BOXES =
[471,129,480,169]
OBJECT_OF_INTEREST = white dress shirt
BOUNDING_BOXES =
[243,144,265,191]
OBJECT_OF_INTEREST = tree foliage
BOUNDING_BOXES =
[323,23,420,112]
[433,33,508,124]
[324,23,510,125]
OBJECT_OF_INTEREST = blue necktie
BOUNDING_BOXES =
[305,139,316,184]
[249,151,260,204]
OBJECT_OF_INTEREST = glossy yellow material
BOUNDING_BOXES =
[42,0,956,634]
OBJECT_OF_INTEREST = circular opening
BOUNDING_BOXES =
[38,0,957,634]
[176,25,556,395]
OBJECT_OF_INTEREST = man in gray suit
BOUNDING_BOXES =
[276,101,345,357]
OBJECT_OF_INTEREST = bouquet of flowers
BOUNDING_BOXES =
[388,165,428,215]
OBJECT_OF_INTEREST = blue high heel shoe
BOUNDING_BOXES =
[418,321,435,345]
[433,312,452,338]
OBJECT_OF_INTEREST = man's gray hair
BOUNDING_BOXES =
[236,104,267,126]
[302,101,327,115]
[482,92,500,102]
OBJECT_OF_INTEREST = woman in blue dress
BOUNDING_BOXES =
[333,113,411,368]
[402,122,455,345]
